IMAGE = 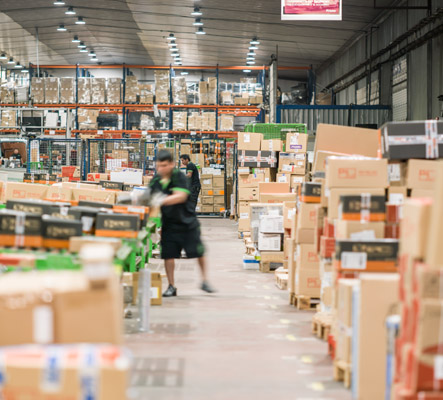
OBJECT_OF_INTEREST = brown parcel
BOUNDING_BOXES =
[239,187,259,201]
[335,221,386,240]
[0,270,122,346]
[296,228,315,244]
[5,182,48,201]
[296,244,319,269]
[238,173,265,188]
[337,279,359,327]
[261,139,283,152]
[69,236,122,253]
[151,272,162,306]
[312,150,352,174]
[296,202,318,230]
[259,193,296,203]
[283,201,297,230]
[201,175,213,188]
[426,162,443,268]
[354,273,399,400]
[238,132,262,151]
[258,182,290,194]
[285,133,308,153]
[325,157,388,189]
[406,159,439,190]
[72,188,116,205]
[295,267,321,298]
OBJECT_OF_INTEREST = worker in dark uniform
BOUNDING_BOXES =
[180,154,201,212]
[150,150,215,297]
[11,149,22,166]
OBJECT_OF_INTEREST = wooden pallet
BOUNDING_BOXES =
[293,295,320,311]
[333,359,352,388]
[311,313,332,341]
[275,273,288,290]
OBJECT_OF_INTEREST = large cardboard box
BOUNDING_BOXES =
[312,150,351,175]
[295,267,321,297]
[283,201,297,230]
[285,132,308,153]
[0,270,122,346]
[406,159,439,190]
[72,188,116,204]
[46,186,73,201]
[327,187,386,219]
[239,187,259,201]
[260,251,284,272]
[314,124,380,164]
[238,132,262,151]
[337,279,359,327]
[325,157,388,189]
[426,162,443,267]
[201,175,213,188]
[296,243,320,269]
[60,77,75,103]
[5,182,48,201]
[258,233,281,251]
[250,203,284,242]
[239,173,265,188]
[296,228,315,244]
[259,193,297,203]
[296,202,318,229]
[258,182,290,194]
[336,220,386,240]
[353,274,399,400]
[261,139,283,152]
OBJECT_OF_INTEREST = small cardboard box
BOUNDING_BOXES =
[296,202,318,230]
[213,176,224,188]
[238,173,265,188]
[260,251,284,272]
[285,133,308,153]
[238,132,262,151]
[151,272,162,306]
[201,175,213,188]
[261,139,283,152]
[72,188,116,204]
[325,157,388,189]
[296,243,319,269]
[296,228,315,244]
[335,221,386,240]
[406,159,439,190]
[283,201,297,230]
[295,267,321,297]
[239,187,259,201]
[278,153,306,174]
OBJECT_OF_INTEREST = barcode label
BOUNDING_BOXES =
[278,176,288,183]
[435,356,443,380]
[282,164,292,172]
[341,252,367,270]
[244,133,250,143]
[388,164,401,182]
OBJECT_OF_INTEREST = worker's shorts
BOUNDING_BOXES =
[161,227,205,259]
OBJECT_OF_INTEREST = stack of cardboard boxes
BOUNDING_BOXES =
[44,77,60,104]
[172,77,188,104]
[91,77,106,104]
[0,109,16,127]
[155,70,170,104]
[140,83,154,104]
[199,77,217,105]
[0,86,15,104]
[173,111,188,131]
[78,108,100,130]
[125,76,139,104]
[199,170,225,213]
[188,112,203,131]
[78,77,91,104]
[107,78,122,104]
[60,77,75,103]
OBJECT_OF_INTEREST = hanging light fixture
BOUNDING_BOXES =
[195,27,206,35]
[88,51,95,57]
[168,40,177,47]
[0,53,7,60]
[7,58,15,65]
[92,57,99,62]
[191,7,202,16]
[21,69,29,73]
[76,17,86,24]
[167,33,176,41]
[15,62,23,69]
[72,36,80,43]
[246,60,255,65]
[249,45,258,50]
[181,71,189,76]
[246,57,255,61]
[243,69,251,73]
[57,24,67,31]
[250,38,260,45]
[172,53,180,58]
[78,42,86,48]
[65,6,76,15]
[80,48,88,53]
[247,52,256,56]
[53,0,65,5]
[193,18,203,26]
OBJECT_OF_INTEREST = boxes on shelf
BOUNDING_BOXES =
[1,109,16,127]
[238,132,262,151]
[31,78,45,103]
[260,251,284,272]
[125,76,139,104]
[155,70,170,104]
[91,78,106,104]
[44,77,59,104]
[285,132,308,153]
[139,83,154,104]
[202,112,216,131]
[107,78,122,104]
[261,139,283,152]
[278,153,307,174]
[60,77,75,104]
[406,159,439,190]
[0,86,15,104]
[78,108,100,130]
[77,77,91,104]
[188,112,203,131]
[172,77,188,104]
[220,114,234,131]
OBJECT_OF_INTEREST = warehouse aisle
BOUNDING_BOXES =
[125,219,351,400]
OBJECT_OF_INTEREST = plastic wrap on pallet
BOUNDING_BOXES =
[44,77,59,104]
[219,114,234,131]
[140,114,155,130]
[125,76,139,104]
[78,108,99,130]
[173,111,187,131]
[107,78,122,104]
[77,77,91,104]
[172,77,188,104]
[220,90,234,105]
[59,77,75,104]
[91,78,106,104]
[201,111,216,132]
[188,112,202,131]
[15,86,28,104]
[154,70,170,104]
[31,78,45,104]
[1,109,17,127]
[0,84,15,104]
[139,83,154,104]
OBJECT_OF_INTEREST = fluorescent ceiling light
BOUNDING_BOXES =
[88,51,95,57]
[7,58,15,65]
[246,56,255,61]
[191,7,202,16]
[168,41,176,47]
[65,7,76,15]
[80,48,88,53]
[250,38,260,45]
[53,0,65,5]
[21,69,29,73]
[76,17,85,24]
[195,27,206,35]
[249,45,258,50]
[92,58,99,62]
[170,48,178,53]
[167,33,176,41]
[72,36,80,43]
[15,62,23,69]
[246,60,256,65]
[0,53,7,60]
[247,52,256,56]
[181,71,189,75]
[172,53,180,58]
[243,69,251,73]
[57,25,67,31]
[193,18,203,26]
[78,42,86,48]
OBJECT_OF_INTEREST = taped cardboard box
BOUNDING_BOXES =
[72,188,116,205]
[172,77,188,104]
[107,78,122,104]
[285,132,308,153]
[259,193,296,204]
[296,243,320,269]
[312,150,352,175]
[0,270,123,346]
[295,267,321,297]
[201,175,213,189]
[278,153,306,174]
[238,173,265,188]
[406,159,439,190]
[238,132,262,151]
[260,251,284,272]
[31,78,45,103]
[78,77,91,104]
[220,114,234,131]
[201,205,214,213]
[91,78,106,104]
[262,139,283,152]
[155,70,170,104]
[44,77,59,104]
[60,77,75,104]
[125,76,139,104]
[5,182,48,201]
[239,187,259,201]
[325,157,388,189]
[335,220,386,240]
[296,202,318,229]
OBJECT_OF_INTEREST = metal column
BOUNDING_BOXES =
[269,59,278,123]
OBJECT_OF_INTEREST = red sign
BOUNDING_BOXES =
[281,0,342,21]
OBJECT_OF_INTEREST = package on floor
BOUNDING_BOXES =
[260,251,284,272]
[285,132,308,153]
[60,77,75,103]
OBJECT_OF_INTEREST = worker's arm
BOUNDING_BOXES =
[186,170,192,178]
[162,189,188,206]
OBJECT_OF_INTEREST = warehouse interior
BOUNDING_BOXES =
[0,0,442,399]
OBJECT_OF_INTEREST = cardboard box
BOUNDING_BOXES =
[388,161,408,187]
[0,270,122,346]
[335,220,386,240]
[259,215,284,234]
[5,182,48,201]
[296,228,315,244]
[406,159,439,190]
[353,273,399,400]
[238,132,262,151]
[299,182,322,203]
[151,272,162,306]
[400,198,432,258]
[202,196,214,205]
[337,279,359,327]
[238,217,250,232]
[388,186,408,204]
[328,187,386,219]
[296,243,320,269]
[426,162,443,267]
[69,236,122,253]
[95,213,140,238]
[250,203,284,242]
[239,173,265,188]
[260,251,284,272]
[338,194,386,222]
[201,175,213,188]
[72,188,116,205]
[261,139,283,152]
[295,267,321,297]
[296,202,318,229]
[314,124,380,162]
[278,153,306,174]
[213,176,224,188]
[285,133,308,153]
[239,187,259,201]
[258,233,281,251]
[283,201,297,230]
[325,157,389,189]
[258,182,290,194]
[259,193,297,203]
[201,205,214,213]
[238,150,278,168]
[312,150,351,175]
[59,77,75,103]
[45,186,73,201]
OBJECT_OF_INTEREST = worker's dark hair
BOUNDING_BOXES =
[157,150,174,163]
[180,154,190,161]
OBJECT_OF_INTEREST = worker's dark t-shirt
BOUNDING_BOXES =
[12,153,21,160]
[150,169,199,232]
[186,162,200,189]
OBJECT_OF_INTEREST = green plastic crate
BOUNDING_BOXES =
[243,123,307,141]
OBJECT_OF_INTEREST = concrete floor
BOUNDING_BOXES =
[125,218,352,400]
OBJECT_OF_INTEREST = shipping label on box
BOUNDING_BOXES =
[285,133,308,153]
[258,233,282,251]
[278,153,307,174]
[259,215,284,234]
[238,132,263,151]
